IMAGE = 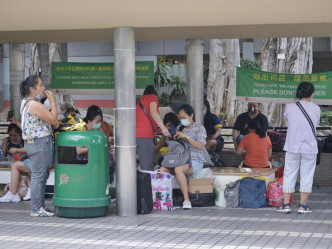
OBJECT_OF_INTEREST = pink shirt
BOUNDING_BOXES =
[283,100,320,154]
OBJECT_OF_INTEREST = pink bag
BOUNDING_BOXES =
[150,172,174,210]
[267,179,293,207]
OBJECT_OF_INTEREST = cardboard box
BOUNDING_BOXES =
[188,178,213,194]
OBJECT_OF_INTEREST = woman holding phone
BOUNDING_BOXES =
[20,75,58,217]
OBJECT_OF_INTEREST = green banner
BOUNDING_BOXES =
[236,67,332,104]
[52,61,154,90]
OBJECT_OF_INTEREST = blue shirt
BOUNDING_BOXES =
[204,114,222,137]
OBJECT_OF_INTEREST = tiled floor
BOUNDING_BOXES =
[1,187,332,248]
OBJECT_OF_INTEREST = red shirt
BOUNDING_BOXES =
[239,132,272,168]
[136,94,159,138]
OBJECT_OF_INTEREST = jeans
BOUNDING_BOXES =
[24,136,53,212]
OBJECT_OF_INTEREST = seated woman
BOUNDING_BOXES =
[160,104,207,209]
[154,112,180,164]
[236,119,272,168]
[76,105,115,184]
[203,100,224,152]
[0,124,31,202]
[76,105,104,158]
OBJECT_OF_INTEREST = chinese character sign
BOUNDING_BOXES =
[52,61,154,90]
[236,67,332,104]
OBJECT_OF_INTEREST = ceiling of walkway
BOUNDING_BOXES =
[1,0,332,43]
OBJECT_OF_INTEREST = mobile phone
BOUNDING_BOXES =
[7,110,14,121]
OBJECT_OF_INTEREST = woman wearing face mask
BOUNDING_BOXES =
[160,104,207,209]
[20,75,58,217]
[203,100,224,152]
[76,105,105,157]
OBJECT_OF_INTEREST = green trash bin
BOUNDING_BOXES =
[53,131,111,218]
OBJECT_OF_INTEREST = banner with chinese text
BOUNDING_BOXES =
[236,67,332,104]
[52,61,154,90]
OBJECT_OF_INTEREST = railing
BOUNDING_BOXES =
[0,123,11,135]
[221,126,331,144]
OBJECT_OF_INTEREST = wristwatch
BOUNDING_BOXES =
[186,135,191,140]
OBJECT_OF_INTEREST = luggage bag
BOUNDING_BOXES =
[137,171,153,214]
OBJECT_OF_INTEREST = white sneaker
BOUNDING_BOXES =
[183,200,192,209]
[0,191,21,203]
[23,188,31,201]
[30,207,54,217]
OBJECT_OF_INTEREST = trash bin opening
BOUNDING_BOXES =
[57,145,89,165]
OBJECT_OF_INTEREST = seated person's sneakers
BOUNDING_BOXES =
[182,200,192,209]
[276,203,291,214]
[23,188,31,201]
[298,204,312,214]
[0,191,21,203]
[30,207,54,217]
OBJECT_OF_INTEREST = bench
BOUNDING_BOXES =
[0,167,55,186]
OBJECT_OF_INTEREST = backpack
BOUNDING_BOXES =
[224,180,241,208]
[161,138,190,168]
[239,177,267,208]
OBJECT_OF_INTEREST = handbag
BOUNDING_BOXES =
[239,177,267,208]
[296,102,320,165]
[267,130,287,152]
[224,180,241,208]
[150,171,174,210]
[189,192,216,207]
[161,138,190,168]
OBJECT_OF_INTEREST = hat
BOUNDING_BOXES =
[60,101,74,114]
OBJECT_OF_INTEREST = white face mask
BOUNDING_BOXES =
[180,118,191,127]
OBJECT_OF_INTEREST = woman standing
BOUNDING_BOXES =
[277,82,320,214]
[20,75,58,217]
[136,85,170,171]
[160,104,207,209]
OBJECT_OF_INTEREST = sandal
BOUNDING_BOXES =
[298,204,312,214]
[276,203,291,214]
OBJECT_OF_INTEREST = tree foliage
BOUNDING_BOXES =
[240,57,261,71]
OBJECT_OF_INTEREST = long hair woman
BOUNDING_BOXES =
[20,75,58,217]
[236,119,272,168]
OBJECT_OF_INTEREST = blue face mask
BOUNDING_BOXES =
[167,121,176,136]
[203,109,207,116]
[180,118,191,127]
[92,122,101,130]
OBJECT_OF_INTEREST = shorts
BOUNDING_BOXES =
[23,158,32,171]
[191,160,203,175]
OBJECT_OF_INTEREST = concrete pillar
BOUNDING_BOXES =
[186,39,204,124]
[9,43,25,121]
[0,45,4,112]
[114,27,137,216]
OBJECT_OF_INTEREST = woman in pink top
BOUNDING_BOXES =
[277,82,320,215]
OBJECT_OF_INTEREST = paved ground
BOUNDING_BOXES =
[0,187,332,249]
